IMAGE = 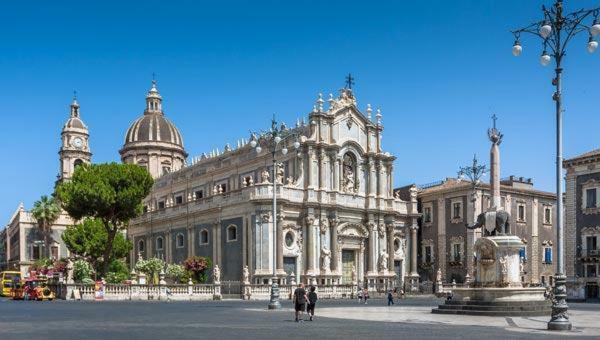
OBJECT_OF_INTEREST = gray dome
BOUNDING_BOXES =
[64,117,86,130]
[124,113,184,147]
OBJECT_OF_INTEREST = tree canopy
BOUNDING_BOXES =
[31,195,61,258]
[62,218,132,272]
[56,162,153,275]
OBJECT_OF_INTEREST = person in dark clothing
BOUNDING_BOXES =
[306,286,318,321]
[293,283,308,322]
[387,290,394,306]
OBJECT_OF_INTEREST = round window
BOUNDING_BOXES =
[394,239,400,252]
[285,232,294,247]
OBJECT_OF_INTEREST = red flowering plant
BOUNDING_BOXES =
[183,256,212,283]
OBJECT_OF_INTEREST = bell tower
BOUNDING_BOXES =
[58,94,92,182]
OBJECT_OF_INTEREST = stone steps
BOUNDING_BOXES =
[432,300,551,316]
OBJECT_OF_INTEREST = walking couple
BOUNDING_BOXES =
[293,283,318,322]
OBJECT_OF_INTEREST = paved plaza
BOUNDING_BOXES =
[0,297,598,339]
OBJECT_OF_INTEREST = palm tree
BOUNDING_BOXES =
[31,195,61,259]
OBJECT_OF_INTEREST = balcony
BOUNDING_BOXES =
[580,249,600,262]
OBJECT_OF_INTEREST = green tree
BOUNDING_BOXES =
[56,163,153,275]
[62,218,132,273]
[31,195,61,258]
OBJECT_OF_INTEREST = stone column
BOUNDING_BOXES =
[330,218,339,274]
[410,224,418,276]
[378,161,385,198]
[368,222,377,274]
[188,226,195,258]
[165,229,172,263]
[387,223,395,274]
[333,157,340,191]
[531,198,539,284]
[319,150,327,190]
[368,160,377,197]
[276,213,284,275]
[305,216,316,275]
[490,133,501,209]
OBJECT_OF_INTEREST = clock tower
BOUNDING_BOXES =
[58,95,92,182]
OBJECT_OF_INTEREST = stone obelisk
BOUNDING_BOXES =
[488,114,502,210]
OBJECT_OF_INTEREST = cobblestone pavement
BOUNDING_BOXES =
[0,297,598,340]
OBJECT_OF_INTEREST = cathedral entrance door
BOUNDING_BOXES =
[341,249,355,284]
[283,257,296,279]
[394,260,403,288]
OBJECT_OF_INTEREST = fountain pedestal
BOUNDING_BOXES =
[432,236,550,316]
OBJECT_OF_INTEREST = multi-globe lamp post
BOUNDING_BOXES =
[250,116,301,310]
[511,0,600,331]
[457,154,488,203]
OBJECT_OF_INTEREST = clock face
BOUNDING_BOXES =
[71,137,83,149]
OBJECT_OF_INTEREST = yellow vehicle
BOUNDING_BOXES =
[1,271,21,297]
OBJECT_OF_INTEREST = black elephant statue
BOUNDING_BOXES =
[465,210,511,236]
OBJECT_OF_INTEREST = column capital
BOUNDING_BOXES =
[305,215,315,227]
[410,224,419,232]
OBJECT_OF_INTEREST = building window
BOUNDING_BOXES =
[285,231,294,247]
[544,206,552,224]
[453,202,461,219]
[50,245,59,260]
[452,244,461,262]
[31,244,42,260]
[544,247,553,264]
[586,188,597,208]
[587,265,597,277]
[541,275,546,286]
[156,237,164,251]
[518,204,526,222]
[74,159,84,168]
[199,229,209,245]
[519,247,527,262]
[227,225,237,242]
[424,245,432,264]
[423,207,432,223]
[143,205,149,213]
[394,238,401,252]
[162,166,171,175]
[176,233,185,248]
[158,201,165,209]
[175,195,183,205]
[586,236,598,256]
[138,239,145,252]
[195,190,203,200]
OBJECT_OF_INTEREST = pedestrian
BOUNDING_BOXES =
[357,288,363,303]
[387,290,394,306]
[307,286,318,321]
[400,288,405,299]
[293,282,308,322]
[363,288,369,304]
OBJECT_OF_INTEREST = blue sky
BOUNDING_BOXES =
[1,0,599,224]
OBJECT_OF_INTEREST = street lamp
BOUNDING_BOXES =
[511,1,600,331]
[250,115,301,310]
[457,154,488,202]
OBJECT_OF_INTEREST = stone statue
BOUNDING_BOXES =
[342,154,355,192]
[378,251,389,271]
[466,210,511,236]
[436,268,442,283]
[213,265,221,283]
[242,265,250,284]
[261,169,270,184]
[248,176,254,186]
[286,176,294,186]
[276,164,284,184]
[321,247,331,272]
[351,267,357,283]
[377,224,386,238]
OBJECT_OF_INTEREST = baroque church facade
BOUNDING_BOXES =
[123,82,419,288]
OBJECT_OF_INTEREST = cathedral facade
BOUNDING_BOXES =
[124,83,418,287]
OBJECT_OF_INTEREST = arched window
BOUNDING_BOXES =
[285,231,294,247]
[227,225,237,242]
[176,233,185,248]
[394,238,400,252]
[138,239,145,252]
[156,237,164,251]
[73,159,84,168]
[200,229,209,245]
[342,152,357,193]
